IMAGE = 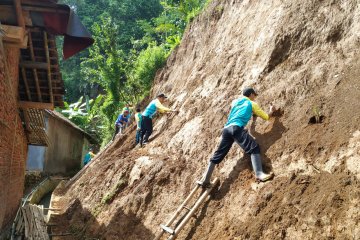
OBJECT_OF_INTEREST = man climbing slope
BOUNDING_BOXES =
[122,104,132,126]
[83,148,95,166]
[135,107,142,145]
[112,109,129,141]
[198,87,277,186]
[140,93,177,146]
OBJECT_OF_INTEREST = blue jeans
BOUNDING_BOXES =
[136,129,141,144]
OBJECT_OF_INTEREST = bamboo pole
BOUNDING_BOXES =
[153,184,201,240]
[42,208,61,211]
[153,178,219,240]
[168,178,219,240]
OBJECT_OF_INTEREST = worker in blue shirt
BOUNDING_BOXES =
[122,104,132,127]
[198,87,277,186]
[83,148,95,166]
[140,93,177,146]
[135,107,142,145]
[112,109,129,141]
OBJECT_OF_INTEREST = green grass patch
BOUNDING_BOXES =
[101,179,127,204]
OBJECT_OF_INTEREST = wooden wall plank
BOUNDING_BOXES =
[18,101,54,110]
[19,61,49,70]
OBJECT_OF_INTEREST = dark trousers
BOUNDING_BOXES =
[135,129,141,144]
[140,116,153,143]
[112,125,120,141]
[210,125,260,164]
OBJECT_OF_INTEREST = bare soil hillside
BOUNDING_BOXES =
[52,0,360,239]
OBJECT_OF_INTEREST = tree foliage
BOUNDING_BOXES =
[58,0,210,145]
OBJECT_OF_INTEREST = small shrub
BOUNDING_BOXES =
[132,44,168,91]
[101,179,127,204]
[90,203,103,217]
[313,106,321,123]
[309,106,324,124]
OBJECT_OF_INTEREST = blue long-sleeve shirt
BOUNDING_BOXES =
[142,99,171,119]
[115,114,128,126]
[224,97,269,128]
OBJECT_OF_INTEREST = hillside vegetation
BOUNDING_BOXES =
[58,0,209,143]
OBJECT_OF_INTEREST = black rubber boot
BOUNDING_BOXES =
[197,162,216,187]
[251,154,274,182]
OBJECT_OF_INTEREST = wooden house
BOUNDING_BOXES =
[26,110,95,174]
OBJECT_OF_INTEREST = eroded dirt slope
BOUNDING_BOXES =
[52,0,360,239]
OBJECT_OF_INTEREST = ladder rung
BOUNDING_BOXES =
[160,224,175,235]
[196,180,212,187]
[196,180,203,185]
[183,206,191,211]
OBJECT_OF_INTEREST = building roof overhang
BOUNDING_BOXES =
[0,0,93,146]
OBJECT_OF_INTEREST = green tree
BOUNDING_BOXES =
[57,0,210,145]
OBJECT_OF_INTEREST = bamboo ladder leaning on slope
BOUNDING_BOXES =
[154,178,219,240]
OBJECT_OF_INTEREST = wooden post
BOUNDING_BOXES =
[20,55,32,101]
[28,31,42,102]
[22,109,32,134]
[20,67,31,100]
[43,31,53,103]
[14,0,25,29]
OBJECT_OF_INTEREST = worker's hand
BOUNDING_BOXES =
[269,104,276,116]
[269,104,274,114]
[269,104,283,117]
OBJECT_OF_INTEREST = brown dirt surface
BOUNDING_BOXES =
[50,0,360,239]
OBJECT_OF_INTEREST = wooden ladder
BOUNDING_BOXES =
[154,178,219,240]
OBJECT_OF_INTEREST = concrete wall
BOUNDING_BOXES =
[43,116,87,174]
[0,45,28,230]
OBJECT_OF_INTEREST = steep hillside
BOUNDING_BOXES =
[52,0,360,239]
